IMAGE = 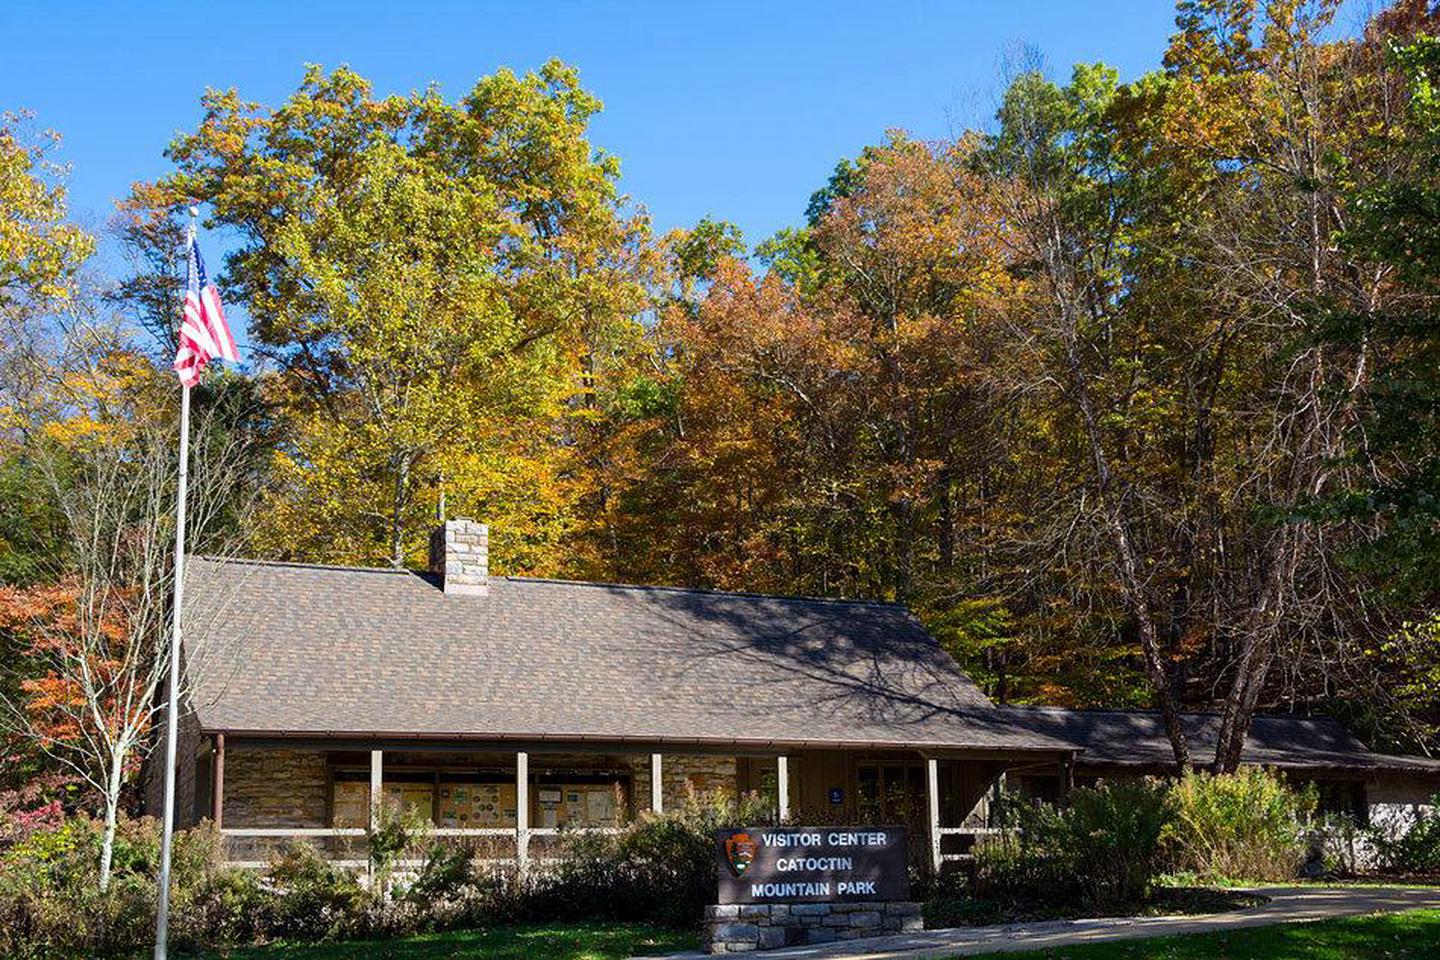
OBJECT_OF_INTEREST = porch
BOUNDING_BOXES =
[193,735,1073,872]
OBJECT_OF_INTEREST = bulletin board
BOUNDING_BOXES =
[437,782,518,829]
[331,780,435,826]
[384,782,436,821]
[541,783,618,828]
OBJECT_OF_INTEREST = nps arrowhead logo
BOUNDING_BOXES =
[724,832,759,877]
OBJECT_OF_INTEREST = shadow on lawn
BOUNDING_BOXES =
[926,886,1267,928]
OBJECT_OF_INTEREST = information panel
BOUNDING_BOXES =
[715,826,909,904]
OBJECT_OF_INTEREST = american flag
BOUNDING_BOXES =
[173,233,238,387]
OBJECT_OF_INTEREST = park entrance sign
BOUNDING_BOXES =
[715,826,909,904]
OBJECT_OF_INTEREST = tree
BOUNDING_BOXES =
[140,61,650,571]
[0,111,92,320]
[0,339,255,889]
[1150,0,1423,770]
[980,61,1195,768]
[1319,18,1440,752]
[1337,26,1440,603]
[601,1,1439,767]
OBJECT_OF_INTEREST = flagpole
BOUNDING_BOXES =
[154,208,198,960]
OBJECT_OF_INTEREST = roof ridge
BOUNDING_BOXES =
[1003,704,1343,723]
[500,574,907,608]
[190,555,418,576]
[192,555,907,608]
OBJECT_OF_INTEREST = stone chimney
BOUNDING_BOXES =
[428,519,488,596]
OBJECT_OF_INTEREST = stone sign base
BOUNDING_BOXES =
[704,901,923,953]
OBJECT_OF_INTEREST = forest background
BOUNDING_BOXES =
[3,1,1439,824]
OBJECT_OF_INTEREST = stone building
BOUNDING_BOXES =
[151,519,1440,870]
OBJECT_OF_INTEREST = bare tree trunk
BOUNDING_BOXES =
[98,750,124,892]
[1212,530,1298,771]
[389,453,410,569]
[1061,331,1192,770]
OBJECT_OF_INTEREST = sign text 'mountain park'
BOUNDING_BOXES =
[715,826,909,904]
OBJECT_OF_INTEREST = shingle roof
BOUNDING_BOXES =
[182,557,1072,754]
[1000,706,1440,777]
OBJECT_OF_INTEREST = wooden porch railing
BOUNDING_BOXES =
[218,825,626,870]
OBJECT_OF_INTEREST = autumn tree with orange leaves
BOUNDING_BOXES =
[0,332,258,889]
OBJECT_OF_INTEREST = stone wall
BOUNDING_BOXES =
[221,748,331,861]
[224,748,330,827]
[631,753,738,810]
[704,901,922,952]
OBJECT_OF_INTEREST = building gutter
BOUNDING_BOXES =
[200,726,1079,759]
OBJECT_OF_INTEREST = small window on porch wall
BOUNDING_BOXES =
[856,764,926,823]
[1014,774,1061,805]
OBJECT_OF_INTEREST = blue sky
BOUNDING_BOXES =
[4,1,1187,263]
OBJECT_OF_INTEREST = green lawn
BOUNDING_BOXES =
[179,909,1440,960]
[996,909,1440,959]
[188,922,698,960]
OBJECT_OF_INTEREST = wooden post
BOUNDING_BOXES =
[926,757,942,874]
[650,753,663,814]
[210,733,225,829]
[516,751,529,875]
[369,749,383,829]
[776,756,790,822]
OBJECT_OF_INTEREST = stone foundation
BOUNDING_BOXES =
[704,901,922,953]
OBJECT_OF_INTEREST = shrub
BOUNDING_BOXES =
[0,784,65,850]
[970,823,1077,911]
[1369,796,1440,873]
[169,866,272,949]
[1305,812,1367,877]
[1164,767,1316,881]
[403,841,477,904]
[1064,780,1172,906]
[263,842,369,941]
[969,779,1171,913]
[0,815,162,959]
[527,788,776,927]
[366,798,432,895]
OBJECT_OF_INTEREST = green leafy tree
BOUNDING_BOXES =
[0,112,92,320]
[142,61,649,569]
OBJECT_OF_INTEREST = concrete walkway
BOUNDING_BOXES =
[654,886,1440,959]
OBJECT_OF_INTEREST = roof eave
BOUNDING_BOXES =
[200,725,1078,757]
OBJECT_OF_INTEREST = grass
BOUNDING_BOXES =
[187,922,698,960]
[992,908,1440,959]
[1159,873,1440,890]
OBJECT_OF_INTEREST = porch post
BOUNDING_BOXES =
[210,733,225,829]
[650,753,663,814]
[369,749,383,828]
[926,757,942,874]
[516,751,529,875]
[776,756,790,822]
